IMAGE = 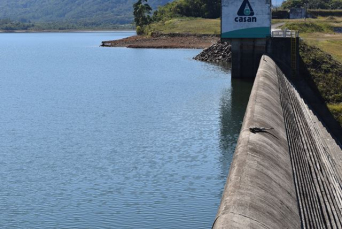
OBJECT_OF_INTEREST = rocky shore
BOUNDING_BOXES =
[193,41,231,63]
[101,33,219,49]
[101,33,232,64]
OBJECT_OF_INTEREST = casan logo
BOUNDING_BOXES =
[235,0,257,22]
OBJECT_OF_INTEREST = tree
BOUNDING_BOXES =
[152,0,221,21]
[281,0,341,9]
[281,0,305,8]
[331,0,342,9]
[133,0,152,29]
[201,0,221,18]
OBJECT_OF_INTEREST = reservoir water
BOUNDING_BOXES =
[0,32,253,228]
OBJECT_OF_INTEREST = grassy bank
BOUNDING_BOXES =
[327,104,342,125]
[143,17,220,35]
[302,33,342,63]
[299,42,342,126]
[300,42,342,101]
[285,17,342,126]
[281,17,342,62]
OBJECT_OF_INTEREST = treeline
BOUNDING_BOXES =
[152,0,220,21]
[0,19,34,30]
[281,0,342,9]
[0,19,134,31]
[0,0,172,26]
[153,0,341,21]
[309,9,342,17]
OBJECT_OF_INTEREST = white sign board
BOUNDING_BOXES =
[221,0,271,38]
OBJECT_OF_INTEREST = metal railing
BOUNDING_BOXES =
[272,29,299,38]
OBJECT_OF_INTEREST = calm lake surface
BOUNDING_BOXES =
[0,32,252,228]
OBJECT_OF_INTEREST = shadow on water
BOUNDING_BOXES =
[197,60,254,178]
[219,75,254,178]
[206,61,232,74]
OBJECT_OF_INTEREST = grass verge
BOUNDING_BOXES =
[300,33,342,63]
[144,17,220,35]
[281,17,342,63]
[281,17,342,126]
[327,103,342,125]
[299,42,342,126]
[281,17,339,32]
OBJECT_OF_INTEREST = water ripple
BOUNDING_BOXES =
[0,32,252,228]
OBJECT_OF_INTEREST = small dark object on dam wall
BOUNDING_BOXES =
[213,55,301,229]
[193,42,232,63]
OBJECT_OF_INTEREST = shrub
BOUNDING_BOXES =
[308,10,342,17]
[283,21,334,33]
[299,42,342,104]
[327,103,342,126]
[299,42,342,126]
[136,26,144,35]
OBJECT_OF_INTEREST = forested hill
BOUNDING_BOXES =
[0,0,172,25]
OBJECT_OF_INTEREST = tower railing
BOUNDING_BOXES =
[271,29,299,38]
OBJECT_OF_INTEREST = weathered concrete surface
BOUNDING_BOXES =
[278,65,342,228]
[213,55,301,229]
[213,55,342,228]
[224,38,268,78]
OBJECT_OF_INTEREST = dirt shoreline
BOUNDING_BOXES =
[101,34,220,49]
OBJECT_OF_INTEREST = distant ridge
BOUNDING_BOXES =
[0,0,172,25]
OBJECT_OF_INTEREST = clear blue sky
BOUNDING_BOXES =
[273,0,285,7]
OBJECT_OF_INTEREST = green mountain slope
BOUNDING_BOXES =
[0,0,172,25]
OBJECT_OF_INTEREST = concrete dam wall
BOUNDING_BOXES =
[213,55,342,228]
